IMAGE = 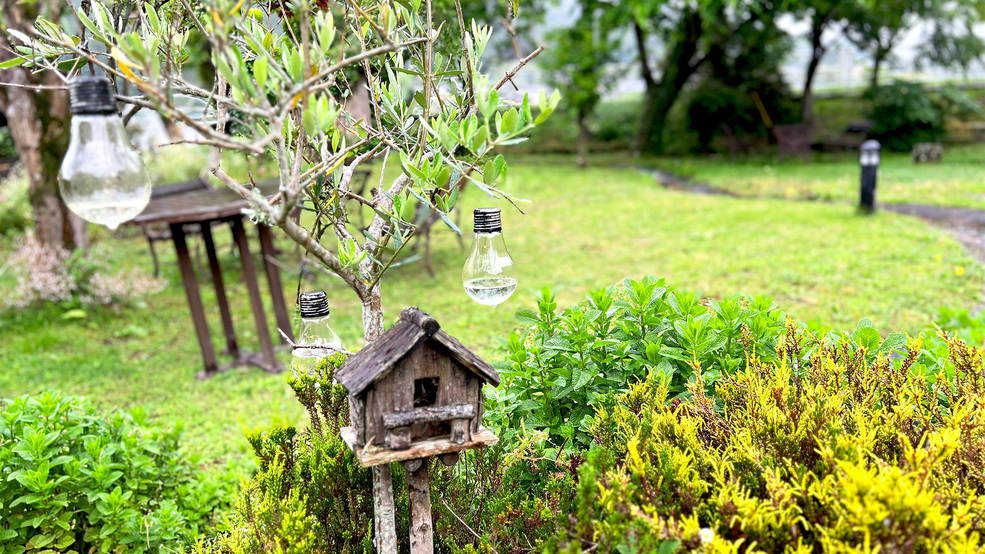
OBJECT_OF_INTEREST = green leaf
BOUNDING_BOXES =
[61,309,87,320]
[0,58,27,70]
[658,539,681,554]
[254,56,268,91]
[856,327,882,351]
[515,309,541,325]
[437,210,461,235]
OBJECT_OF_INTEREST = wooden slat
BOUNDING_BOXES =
[335,321,425,395]
[232,218,278,371]
[430,331,501,386]
[131,180,279,225]
[340,426,499,468]
[201,222,238,356]
[258,224,293,343]
[383,404,474,429]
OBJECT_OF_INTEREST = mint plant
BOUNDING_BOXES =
[487,277,789,449]
[0,393,235,554]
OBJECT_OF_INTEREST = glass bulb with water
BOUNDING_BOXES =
[292,290,343,377]
[58,75,151,231]
[463,208,517,307]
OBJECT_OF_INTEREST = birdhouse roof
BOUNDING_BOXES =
[335,307,501,396]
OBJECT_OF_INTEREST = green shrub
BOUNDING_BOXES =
[544,325,985,552]
[487,278,787,449]
[1,236,166,311]
[189,278,984,554]
[193,353,393,554]
[866,81,946,152]
[686,79,797,153]
[0,392,235,554]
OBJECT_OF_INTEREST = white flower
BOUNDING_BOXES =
[699,528,714,544]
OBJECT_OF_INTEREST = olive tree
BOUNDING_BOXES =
[7,1,556,549]
[8,0,555,338]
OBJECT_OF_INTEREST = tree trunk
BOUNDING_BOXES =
[870,51,883,90]
[634,11,704,155]
[801,19,828,123]
[360,284,397,553]
[0,2,88,252]
[361,284,385,341]
[575,110,588,168]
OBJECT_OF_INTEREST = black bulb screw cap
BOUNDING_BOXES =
[473,208,502,234]
[299,290,330,318]
[69,75,117,116]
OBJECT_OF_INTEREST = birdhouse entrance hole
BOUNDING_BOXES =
[413,377,448,437]
[414,377,439,408]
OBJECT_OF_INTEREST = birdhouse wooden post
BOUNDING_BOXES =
[337,307,500,554]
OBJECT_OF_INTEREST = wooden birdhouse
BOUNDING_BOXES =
[337,307,500,468]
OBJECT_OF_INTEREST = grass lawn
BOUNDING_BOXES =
[648,143,985,208]
[1,160,981,467]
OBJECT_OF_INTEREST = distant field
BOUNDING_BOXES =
[651,144,985,208]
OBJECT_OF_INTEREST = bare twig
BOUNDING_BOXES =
[439,495,498,554]
[212,168,363,292]
[493,46,545,91]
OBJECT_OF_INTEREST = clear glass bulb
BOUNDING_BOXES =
[297,313,343,349]
[292,291,343,377]
[58,114,152,230]
[463,208,516,307]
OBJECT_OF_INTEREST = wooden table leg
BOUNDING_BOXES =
[201,222,239,357]
[231,218,279,372]
[171,223,218,378]
[257,224,293,344]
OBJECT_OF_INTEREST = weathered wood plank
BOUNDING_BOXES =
[400,307,440,336]
[450,419,470,445]
[349,394,364,446]
[466,376,481,434]
[335,321,425,395]
[383,404,474,429]
[372,464,397,554]
[406,460,433,554]
[430,331,501,386]
[387,426,412,450]
[340,426,499,468]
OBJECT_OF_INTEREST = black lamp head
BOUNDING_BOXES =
[69,75,117,116]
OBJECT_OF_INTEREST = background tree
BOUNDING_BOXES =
[844,0,916,90]
[0,1,87,251]
[541,0,620,167]
[630,0,789,154]
[686,1,796,151]
[785,0,856,123]
[630,0,713,155]
[917,0,985,76]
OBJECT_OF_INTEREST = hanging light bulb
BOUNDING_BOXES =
[462,208,517,307]
[292,290,343,376]
[59,75,152,230]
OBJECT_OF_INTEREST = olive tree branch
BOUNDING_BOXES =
[212,167,363,293]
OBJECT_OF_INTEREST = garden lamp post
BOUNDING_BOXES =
[859,139,880,214]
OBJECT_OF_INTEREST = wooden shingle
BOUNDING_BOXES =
[335,307,500,396]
